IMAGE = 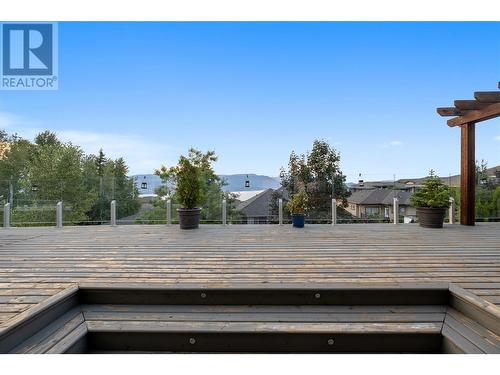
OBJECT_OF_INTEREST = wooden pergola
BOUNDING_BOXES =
[437,82,500,226]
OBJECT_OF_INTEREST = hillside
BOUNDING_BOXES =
[219,174,281,192]
[397,165,500,187]
[131,173,281,194]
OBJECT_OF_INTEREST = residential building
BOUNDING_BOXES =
[345,189,416,221]
[350,180,420,193]
[236,188,275,224]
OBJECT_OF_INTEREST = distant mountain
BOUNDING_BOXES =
[397,165,500,187]
[347,165,500,188]
[130,173,282,194]
[219,174,281,192]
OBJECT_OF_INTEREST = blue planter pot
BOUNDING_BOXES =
[292,214,305,228]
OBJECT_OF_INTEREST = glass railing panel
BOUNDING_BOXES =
[11,199,58,227]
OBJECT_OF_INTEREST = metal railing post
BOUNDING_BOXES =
[393,197,399,225]
[166,199,172,226]
[449,197,455,224]
[278,198,283,226]
[331,198,337,226]
[3,203,10,228]
[56,201,63,228]
[110,200,117,227]
[222,199,227,226]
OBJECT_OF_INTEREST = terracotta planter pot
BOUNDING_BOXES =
[177,208,201,229]
[416,207,446,228]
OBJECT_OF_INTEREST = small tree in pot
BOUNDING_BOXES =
[286,189,309,228]
[157,154,203,229]
[411,170,451,228]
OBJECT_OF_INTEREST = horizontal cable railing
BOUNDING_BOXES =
[1,175,498,227]
[1,196,479,227]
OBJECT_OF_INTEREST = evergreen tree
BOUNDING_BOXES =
[113,157,140,218]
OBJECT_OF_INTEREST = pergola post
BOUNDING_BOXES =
[437,82,500,226]
[460,122,475,226]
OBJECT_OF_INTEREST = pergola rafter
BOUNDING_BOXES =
[436,82,500,226]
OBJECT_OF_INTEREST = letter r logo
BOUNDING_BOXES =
[2,24,53,75]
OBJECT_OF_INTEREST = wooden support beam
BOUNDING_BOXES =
[454,100,490,110]
[447,102,500,127]
[460,122,475,226]
[437,107,469,117]
[474,91,500,103]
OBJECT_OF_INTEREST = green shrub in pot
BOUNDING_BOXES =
[157,154,204,229]
[411,170,451,228]
[286,189,309,228]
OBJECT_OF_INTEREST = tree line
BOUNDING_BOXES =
[0,130,140,225]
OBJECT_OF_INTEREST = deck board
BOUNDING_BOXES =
[0,223,499,330]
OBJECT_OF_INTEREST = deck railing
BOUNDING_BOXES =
[1,175,498,227]
[1,197,468,228]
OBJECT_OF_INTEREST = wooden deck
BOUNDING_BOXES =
[0,223,499,331]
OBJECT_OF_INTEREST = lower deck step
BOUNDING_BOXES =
[1,283,498,353]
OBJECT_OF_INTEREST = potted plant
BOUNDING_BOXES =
[410,170,451,228]
[286,189,309,228]
[159,155,203,229]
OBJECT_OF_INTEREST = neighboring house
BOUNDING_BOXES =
[236,189,275,224]
[0,142,10,160]
[350,180,421,193]
[345,189,415,221]
[232,190,267,202]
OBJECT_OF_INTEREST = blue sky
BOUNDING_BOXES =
[1,22,499,181]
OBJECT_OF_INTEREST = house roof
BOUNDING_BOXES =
[347,189,413,206]
[233,190,266,202]
[236,188,274,217]
[350,181,419,190]
[381,190,413,206]
[346,189,374,204]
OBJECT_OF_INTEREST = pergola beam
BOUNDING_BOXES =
[447,102,500,127]
[474,91,500,103]
[436,107,470,116]
[454,100,490,110]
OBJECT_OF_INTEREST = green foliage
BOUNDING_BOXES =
[134,206,167,224]
[0,130,140,225]
[156,151,204,209]
[80,150,140,222]
[113,157,140,217]
[286,189,309,215]
[11,206,57,226]
[136,148,241,223]
[410,170,450,208]
[273,139,351,221]
[473,160,499,220]
[34,130,61,147]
